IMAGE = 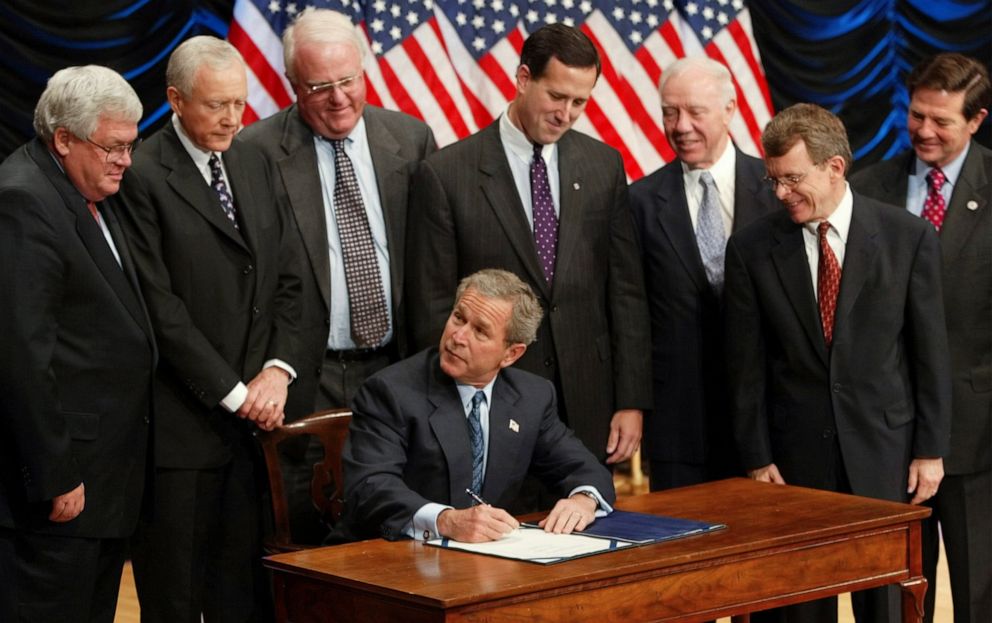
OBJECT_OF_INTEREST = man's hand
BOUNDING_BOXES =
[539,493,598,534]
[436,505,519,542]
[49,483,85,522]
[605,409,642,464]
[748,463,786,485]
[907,457,943,505]
[238,367,290,431]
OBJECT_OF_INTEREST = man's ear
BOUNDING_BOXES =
[52,127,73,157]
[499,343,527,369]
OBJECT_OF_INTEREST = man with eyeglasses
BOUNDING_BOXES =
[0,65,155,623]
[724,103,951,623]
[112,36,303,622]
[240,7,435,543]
[628,57,777,495]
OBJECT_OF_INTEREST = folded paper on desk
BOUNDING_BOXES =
[425,511,725,565]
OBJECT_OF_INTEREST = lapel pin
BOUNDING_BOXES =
[967,200,978,211]
[572,182,580,190]
[508,419,519,433]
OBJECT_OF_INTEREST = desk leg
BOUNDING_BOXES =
[900,577,926,623]
[730,615,750,622]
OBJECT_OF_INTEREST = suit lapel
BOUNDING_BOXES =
[276,107,332,313]
[940,144,990,267]
[222,144,259,254]
[770,218,828,364]
[733,151,772,232]
[365,108,407,309]
[655,162,710,293]
[554,133,585,297]
[833,197,878,346]
[480,374,523,502]
[426,362,474,509]
[160,125,249,252]
[478,124,549,297]
[100,202,156,343]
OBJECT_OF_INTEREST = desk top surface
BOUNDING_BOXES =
[265,478,928,608]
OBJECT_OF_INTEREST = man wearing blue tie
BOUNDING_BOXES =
[339,269,615,543]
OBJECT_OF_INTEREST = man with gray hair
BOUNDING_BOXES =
[113,36,302,622]
[240,6,435,543]
[339,269,615,542]
[628,56,777,492]
[0,65,155,622]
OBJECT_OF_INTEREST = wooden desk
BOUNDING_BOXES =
[265,478,930,622]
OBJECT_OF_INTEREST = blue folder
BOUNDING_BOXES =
[575,510,725,545]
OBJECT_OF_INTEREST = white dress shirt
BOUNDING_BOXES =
[681,140,737,237]
[905,142,969,216]
[499,107,561,227]
[802,183,853,300]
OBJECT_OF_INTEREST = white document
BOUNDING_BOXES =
[426,525,633,564]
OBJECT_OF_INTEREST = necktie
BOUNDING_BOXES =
[923,167,946,231]
[86,201,100,223]
[817,221,842,348]
[208,153,239,230]
[468,391,486,497]
[331,139,390,347]
[696,171,727,293]
[530,144,558,284]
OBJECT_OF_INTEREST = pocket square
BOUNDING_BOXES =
[508,419,519,433]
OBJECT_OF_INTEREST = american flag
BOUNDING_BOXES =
[229,0,773,180]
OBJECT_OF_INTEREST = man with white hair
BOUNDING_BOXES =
[114,36,303,622]
[240,7,435,542]
[0,65,155,623]
[628,56,777,491]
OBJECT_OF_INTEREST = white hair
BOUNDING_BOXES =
[282,7,366,82]
[33,65,142,143]
[660,56,735,105]
[166,36,245,97]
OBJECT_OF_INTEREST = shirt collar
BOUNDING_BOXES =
[171,113,216,171]
[313,115,367,150]
[913,141,970,187]
[455,376,497,412]
[499,105,554,163]
[680,139,736,186]
[804,182,853,242]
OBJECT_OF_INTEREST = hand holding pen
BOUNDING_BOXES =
[434,489,519,542]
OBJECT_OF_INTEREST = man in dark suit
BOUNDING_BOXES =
[0,66,155,623]
[406,24,651,477]
[850,53,991,623]
[114,37,302,623]
[240,8,436,543]
[726,103,951,623]
[629,56,777,491]
[341,269,615,542]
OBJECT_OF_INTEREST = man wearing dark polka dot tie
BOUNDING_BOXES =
[407,24,652,511]
[851,53,992,623]
[726,103,950,623]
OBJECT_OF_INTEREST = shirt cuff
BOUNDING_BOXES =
[220,382,248,413]
[569,486,613,518]
[405,502,452,541]
[264,359,297,384]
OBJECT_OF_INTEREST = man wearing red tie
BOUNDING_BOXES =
[725,103,951,623]
[851,53,992,623]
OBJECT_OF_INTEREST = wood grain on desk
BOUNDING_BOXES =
[265,478,930,623]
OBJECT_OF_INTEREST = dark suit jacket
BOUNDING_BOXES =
[113,123,302,469]
[240,105,436,418]
[405,122,652,458]
[340,348,616,540]
[629,150,777,468]
[0,139,155,538]
[850,143,992,475]
[724,192,951,502]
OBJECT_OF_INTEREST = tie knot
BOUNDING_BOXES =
[330,139,347,155]
[700,170,717,189]
[208,153,222,172]
[927,167,945,190]
[471,391,485,409]
[817,221,831,238]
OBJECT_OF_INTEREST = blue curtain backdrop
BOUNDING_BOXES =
[1,0,989,168]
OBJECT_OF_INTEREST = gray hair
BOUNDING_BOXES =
[167,36,245,97]
[33,65,142,143]
[282,8,366,83]
[660,56,735,105]
[454,269,544,345]
[762,103,853,176]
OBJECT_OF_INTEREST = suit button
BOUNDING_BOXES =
[544,358,554,368]
[252,306,260,315]
[315,366,322,376]
[832,383,842,393]
[822,428,834,438]
[551,304,558,312]
[144,415,151,424]
[324,318,331,326]
[242,264,254,275]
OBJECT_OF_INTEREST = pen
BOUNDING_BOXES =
[465,488,488,506]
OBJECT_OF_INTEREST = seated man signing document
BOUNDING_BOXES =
[339,269,615,542]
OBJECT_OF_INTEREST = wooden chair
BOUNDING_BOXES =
[255,409,351,553]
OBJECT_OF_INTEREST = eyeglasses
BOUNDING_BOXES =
[301,73,362,97]
[86,137,141,163]
[763,169,812,190]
